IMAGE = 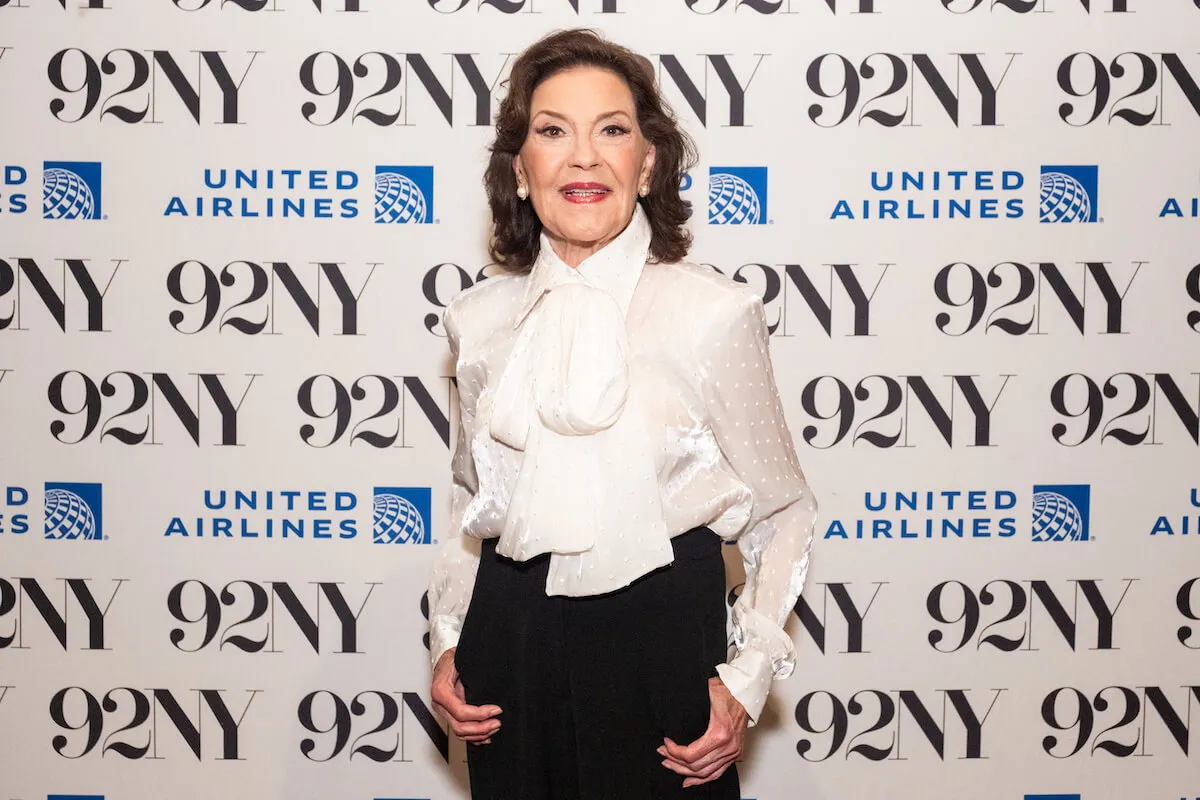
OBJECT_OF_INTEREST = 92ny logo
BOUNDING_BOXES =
[1057,52,1200,127]
[806,52,1016,127]
[1041,685,1200,757]
[0,578,125,650]
[46,49,259,125]
[797,374,1012,448]
[794,688,1003,760]
[167,580,377,653]
[47,371,258,446]
[926,579,1133,652]
[1050,372,1200,446]
[297,690,448,762]
[297,375,452,449]
[166,260,377,336]
[933,261,1143,336]
[0,258,122,333]
[49,687,259,760]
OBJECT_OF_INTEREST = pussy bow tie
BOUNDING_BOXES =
[487,211,674,596]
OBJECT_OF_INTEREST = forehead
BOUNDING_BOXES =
[529,66,635,115]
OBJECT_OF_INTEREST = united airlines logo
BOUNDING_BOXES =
[375,166,434,224]
[42,161,103,220]
[372,487,432,544]
[1024,795,1081,800]
[49,795,106,800]
[44,482,104,541]
[708,166,768,225]
[1039,165,1098,223]
[1031,484,1090,542]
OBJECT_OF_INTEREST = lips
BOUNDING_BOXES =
[561,182,612,203]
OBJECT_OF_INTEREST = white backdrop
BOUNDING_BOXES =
[1,1,1199,799]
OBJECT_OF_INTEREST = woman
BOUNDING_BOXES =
[427,28,818,800]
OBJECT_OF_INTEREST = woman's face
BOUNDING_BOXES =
[514,66,656,267]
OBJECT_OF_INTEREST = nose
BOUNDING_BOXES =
[568,132,600,170]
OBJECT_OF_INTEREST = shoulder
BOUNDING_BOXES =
[648,260,764,322]
[443,271,524,352]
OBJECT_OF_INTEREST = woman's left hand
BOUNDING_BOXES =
[658,676,749,787]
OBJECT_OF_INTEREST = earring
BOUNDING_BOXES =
[638,184,649,197]
[516,185,528,200]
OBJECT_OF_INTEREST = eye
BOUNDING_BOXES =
[602,124,630,136]
[534,124,565,137]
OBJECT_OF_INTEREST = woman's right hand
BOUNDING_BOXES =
[430,647,503,745]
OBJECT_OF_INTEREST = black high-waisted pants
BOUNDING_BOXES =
[454,526,741,800]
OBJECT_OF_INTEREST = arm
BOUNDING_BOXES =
[703,292,819,726]
[427,302,482,669]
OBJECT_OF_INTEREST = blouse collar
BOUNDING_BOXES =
[515,203,652,328]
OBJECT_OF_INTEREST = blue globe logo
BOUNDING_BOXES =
[373,492,428,544]
[1032,491,1085,542]
[375,172,429,224]
[1039,171,1092,223]
[44,488,100,540]
[43,168,96,220]
[708,173,762,224]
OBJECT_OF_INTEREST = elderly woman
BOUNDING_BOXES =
[427,27,818,800]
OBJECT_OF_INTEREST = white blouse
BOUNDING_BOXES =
[427,206,818,724]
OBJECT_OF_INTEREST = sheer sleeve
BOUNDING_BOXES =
[426,302,482,669]
[701,291,818,725]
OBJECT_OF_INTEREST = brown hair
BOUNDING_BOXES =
[484,28,698,271]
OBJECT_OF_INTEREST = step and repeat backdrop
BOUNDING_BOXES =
[1,1,1198,799]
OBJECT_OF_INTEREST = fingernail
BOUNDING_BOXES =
[656,747,666,756]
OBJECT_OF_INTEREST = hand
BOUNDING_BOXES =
[658,676,749,788]
[430,647,503,745]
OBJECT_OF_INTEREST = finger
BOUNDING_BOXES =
[452,718,502,739]
[660,758,703,778]
[435,685,503,723]
[661,732,723,763]
[674,740,739,774]
[681,755,736,788]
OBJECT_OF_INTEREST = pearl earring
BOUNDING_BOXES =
[638,184,649,197]
[516,185,528,200]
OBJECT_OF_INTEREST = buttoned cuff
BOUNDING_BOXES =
[716,648,775,727]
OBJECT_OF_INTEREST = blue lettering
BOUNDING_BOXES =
[824,519,849,539]
[1150,515,1175,535]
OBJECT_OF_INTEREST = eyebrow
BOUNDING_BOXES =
[531,109,633,123]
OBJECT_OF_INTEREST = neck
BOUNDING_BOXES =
[544,233,617,269]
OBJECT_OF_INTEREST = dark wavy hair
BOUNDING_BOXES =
[484,28,698,271]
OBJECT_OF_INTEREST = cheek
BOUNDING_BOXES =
[614,148,647,183]
[521,148,562,188]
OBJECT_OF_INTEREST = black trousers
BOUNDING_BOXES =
[454,527,741,800]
